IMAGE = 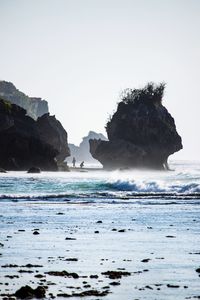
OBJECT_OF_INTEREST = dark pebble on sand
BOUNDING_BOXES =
[64,258,78,261]
[33,231,40,235]
[23,264,43,268]
[109,281,120,286]
[2,264,19,268]
[5,275,19,279]
[196,267,200,273]
[57,289,109,297]
[18,270,34,273]
[46,271,79,279]
[90,275,98,279]
[35,274,45,278]
[15,285,46,299]
[141,259,151,263]
[83,284,91,288]
[167,284,180,288]
[101,270,131,279]
[145,285,153,290]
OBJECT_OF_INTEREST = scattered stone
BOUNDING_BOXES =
[109,281,120,286]
[2,264,19,268]
[35,274,45,278]
[22,264,43,268]
[33,231,40,235]
[65,237,76,240]
[145,285,153,290]
[15,285,46,299]
[118,229,125,232]
[196,268,200,273]
[64,258,78,262]
[166,235,176,238]
[83,284,91,288]
[167,284,180,288]
[96,221,103,224]
[90,275,98,279]
[18,270,34,273]
[94,231,99,234]
[101,270,131,279]
[45,271,79,279]
[5,275,19,279]
[141,259,151,263]
[57,289,109,297]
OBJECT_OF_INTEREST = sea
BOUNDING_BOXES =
[0,160,199,203]
[0,160,200,300]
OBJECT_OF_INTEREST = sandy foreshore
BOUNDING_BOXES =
[0,200,200,299]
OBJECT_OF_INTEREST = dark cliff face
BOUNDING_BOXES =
[90,83,182,170]
[37,114,70,163]
[0,81,49,120]
[0,99,57,170]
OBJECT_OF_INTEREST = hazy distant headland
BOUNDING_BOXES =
[69,131,107,165]
[0,81,48,120]
[90,83,183,170]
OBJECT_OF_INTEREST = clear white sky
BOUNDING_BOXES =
[0,0,199,160]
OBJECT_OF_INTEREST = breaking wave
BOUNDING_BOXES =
[0,160,200,203]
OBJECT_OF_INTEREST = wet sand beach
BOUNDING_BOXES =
[0,197,200,299]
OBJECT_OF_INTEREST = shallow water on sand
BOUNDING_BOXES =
[0,160,200,299]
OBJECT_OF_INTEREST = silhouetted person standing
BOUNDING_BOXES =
[80,161,84,169]
[72,157,76,168]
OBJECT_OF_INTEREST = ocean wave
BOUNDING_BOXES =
[0,165,200,202]
[106,179,200,194]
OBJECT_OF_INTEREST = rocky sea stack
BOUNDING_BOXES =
[90,83,182,170]
[0,98,70,171]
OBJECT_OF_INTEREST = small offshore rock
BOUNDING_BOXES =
[27,167,41,173]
